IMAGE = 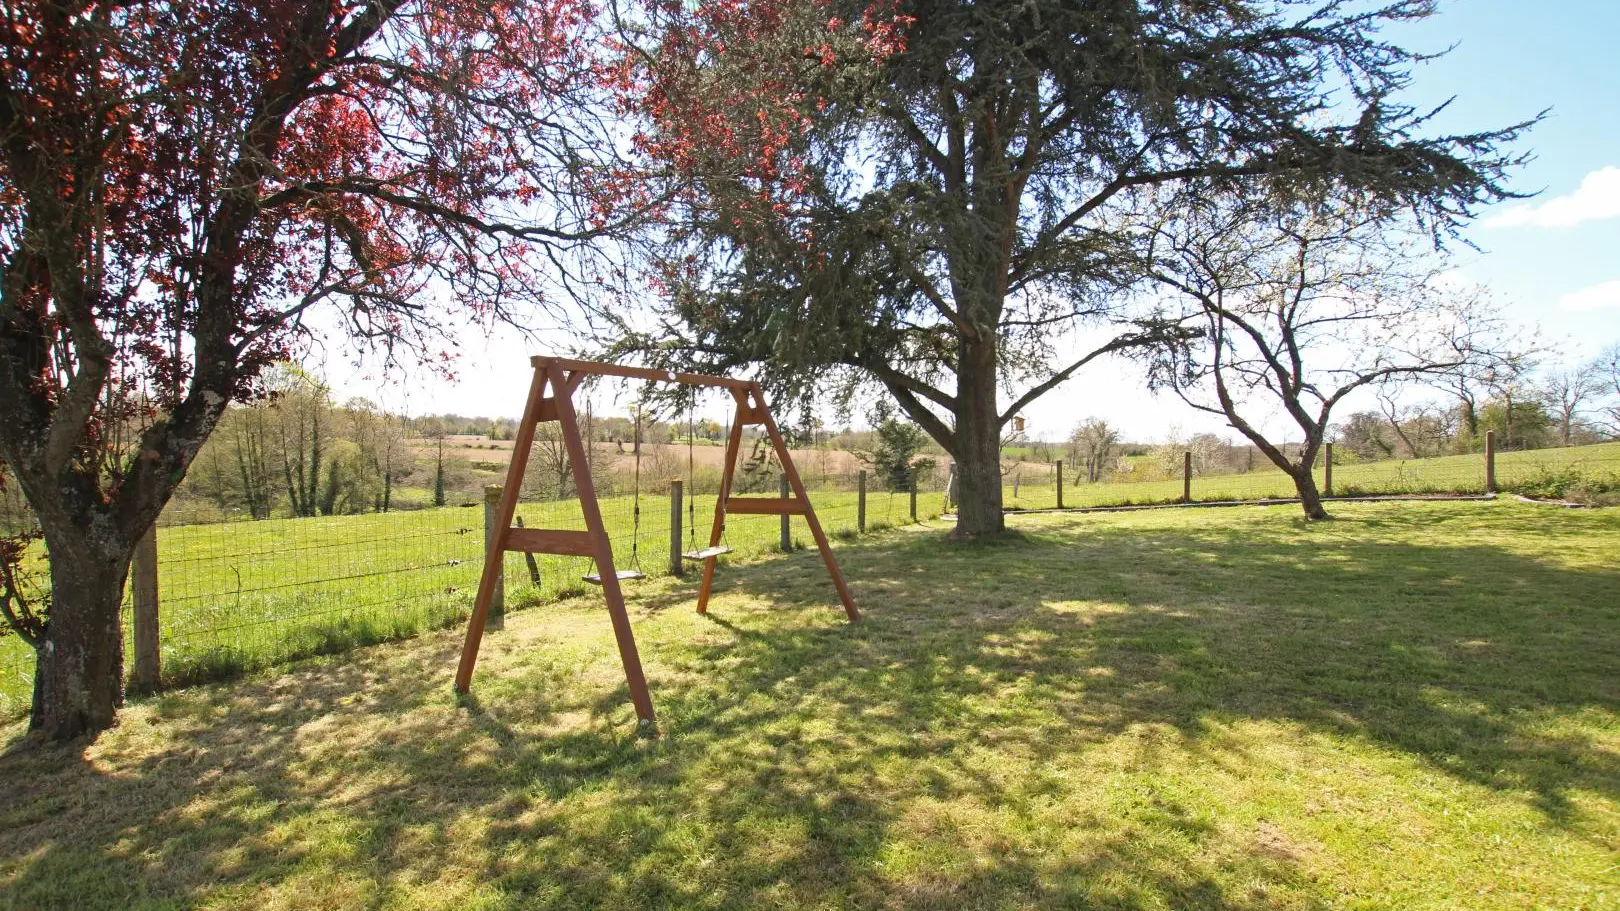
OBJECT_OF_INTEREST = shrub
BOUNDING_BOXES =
[1506,465,1618,501]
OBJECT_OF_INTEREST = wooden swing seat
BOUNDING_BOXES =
[681,545,733,561]
[582,569,647,585]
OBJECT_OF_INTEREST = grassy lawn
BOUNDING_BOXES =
[2,500,1615,909]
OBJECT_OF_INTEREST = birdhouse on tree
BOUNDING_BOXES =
[1012,416,1026,433]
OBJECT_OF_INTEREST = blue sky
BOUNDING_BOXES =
[1400,0,1620,354]
[327,0,1620,442]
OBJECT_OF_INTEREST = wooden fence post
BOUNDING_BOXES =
[779,473,792,551]
[669,479,684,576]
[483,484,505,629]
[1485,430,1497,493]
[1324,442,1334,497]
[132,524,160,692]
[909,470,918,522]
[1183,451,1193,503]
[858,470,867,533]
[513,516,541,585]
[1055,459,1064,509]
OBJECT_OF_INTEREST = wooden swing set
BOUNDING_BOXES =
[454,356,860,723]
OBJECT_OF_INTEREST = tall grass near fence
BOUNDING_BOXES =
[0,471,938,719]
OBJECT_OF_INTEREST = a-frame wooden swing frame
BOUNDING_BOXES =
[454,356,860,723]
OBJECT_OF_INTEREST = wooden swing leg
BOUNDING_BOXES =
[751,385,860,622]
[456,361,655,724]
[548,363,656,723]
[696,396,746,615]
[456,367,546,694]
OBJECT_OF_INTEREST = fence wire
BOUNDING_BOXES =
[0,451,943,718]
[3,438,1612,719]
[993,441,1620,512]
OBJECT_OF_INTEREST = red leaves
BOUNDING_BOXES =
[0,0,655,525]
[621,0,912,242]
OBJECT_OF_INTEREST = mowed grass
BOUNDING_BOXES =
[1001,440,1620,510]
[0,486,929,717]
[1,500,1615,910]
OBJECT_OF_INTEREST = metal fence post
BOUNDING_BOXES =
[670,479,684,576]
[132,524,160,692]
[1056,459,1064,509]
[484,484,505,629]
[1485,430,1497,493]
[779,473,792,551]
[858,470,867,533]
[909,470,918,522]
[1183,451,1193,503]
[1324,442,1334,497]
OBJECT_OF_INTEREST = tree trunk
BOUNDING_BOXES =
[30,538,130,740]
[433,444,446,507]
[1459,398,1478,445]
[1292,468,1330,521]
[308,412,322,513]
[952,337,1005,537]
[1502,392,1515,451]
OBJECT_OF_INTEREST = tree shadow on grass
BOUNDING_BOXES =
[739,510,1620,826]
[0,507,1614,909]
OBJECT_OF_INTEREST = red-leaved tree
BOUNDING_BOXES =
[0,0,650,740]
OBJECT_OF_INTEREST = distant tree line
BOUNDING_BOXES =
[182,368,419,520]
[1336,344,1620,462]
[1002,342,1620,492]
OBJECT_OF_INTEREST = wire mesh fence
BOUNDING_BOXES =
[3,436,1612,719]
[987,439,1620,512]
[0,457,945,719]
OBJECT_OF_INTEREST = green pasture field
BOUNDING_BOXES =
[1,500,1614,909]
[1000,440,1620,510]
[0,485,932,719]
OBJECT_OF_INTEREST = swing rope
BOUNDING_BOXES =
[681,399,732,562]
[687,406,696,549]
[629,408,642,571]
[584,400,647,585]
[719,411,732,548]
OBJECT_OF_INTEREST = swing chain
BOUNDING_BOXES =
[630,407,642,567]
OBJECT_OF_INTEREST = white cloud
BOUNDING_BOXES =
[1432,267,1473,289]
[1558,279,1620,312]
[1486,166,1620,228]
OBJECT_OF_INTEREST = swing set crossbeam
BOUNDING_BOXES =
[530,356,754,391]
[454,356,860,726]
[504,527,595,556]
[725,496,808,515]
